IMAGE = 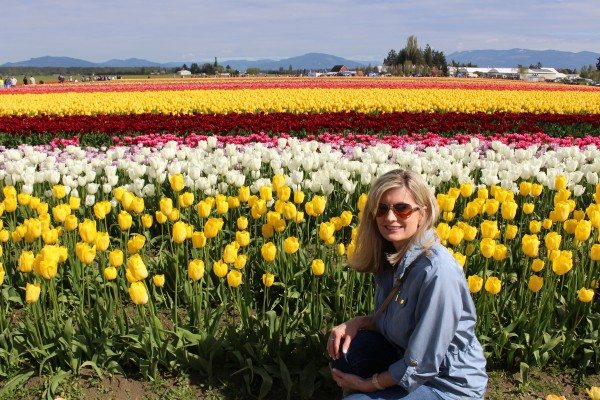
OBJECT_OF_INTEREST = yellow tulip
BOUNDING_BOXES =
[501,201,518,220]
[447,226,464,246]
[188,259,205,281]
[75,242,96,265]
[227,270,243,288]
[155,210,167,224]
[16,192,30,206]
[178,192,195,208]
[531,258,545,272]
[529,220,542,234]
[591,244,600,261]
[234,230,250,247]
[42,228,59,244]
[212,259,228,278]
[311,259,325,276]
[227,196,240,209]
[479,238,496,259]
[519,181,532,196]
[236,216,248,230]
[215,198,229,215]
[238,186,250,203]
[574,219,592,241]
[141,214,153,229]
[551,201,570,222]
[109,249,124,267]
[554,175,567,191]
[172,221,187,244]
[528,275,543,293]
[503,224,518,241]
[462,202,480,220]
[261,242,277,262]
[19,250,35,272]
[552,250,573,275]
[563,219,578,234]
[52,204,71,223]
[25,282,41,303]
[282,202,297,220]
[222,243,238,264]
[118,211,133,230]
[542,218,553,230]
[95,231,110,251]
[93,201,109,219]
[159,197,173,216]
[234,254,247,269]
[459,182,473,197]
[544,232,562,251]
[436,223,451,242]
[493,244,508,261]
[169,173,185,192]
[0,263,4,286]
[126,254,148,282]
[204,218,224,238]
[3,196,16,213]
[277,185,291,201]
[192,231,207,248]
[262,272,275,287]
[168,208,180,222]
[453,252,466,267]
[311,195,326,216]
[576,287,594,303]
[261,223,274,239]
[153,274,165,287]
[293,190,305,204]
[104,266,118,281]
[586,387,600,400]
[120,191,134,211]
[484,276,502,294]
[522,234,540,257]
[467,275,483,293]
[128,281,148,305]
[259,185,273,201]
[127,234,146,254]
[52,185,67,199]
[283,236,300,254]
[337,243,346,256]
[319,222,335,242]
[480,220,498,239]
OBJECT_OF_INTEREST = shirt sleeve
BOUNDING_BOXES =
[388,265,462,392]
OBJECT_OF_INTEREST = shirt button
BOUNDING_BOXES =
[410,359,418,367]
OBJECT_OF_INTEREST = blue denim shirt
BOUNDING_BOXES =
[373,230,488,399]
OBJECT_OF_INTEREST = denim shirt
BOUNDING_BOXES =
[373,230,488,399]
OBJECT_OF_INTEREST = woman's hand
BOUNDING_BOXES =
[330,368,374,393]
[327,316,371,360]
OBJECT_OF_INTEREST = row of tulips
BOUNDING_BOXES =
[1,111,599,138]
[2,87,599,116]
[5,77,600,95]
[0,139,599,398]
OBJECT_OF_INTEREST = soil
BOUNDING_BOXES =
[4,367,599,400]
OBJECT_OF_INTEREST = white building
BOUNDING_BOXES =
[176,69,192,77]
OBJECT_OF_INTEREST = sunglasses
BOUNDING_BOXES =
[376,202,420,219]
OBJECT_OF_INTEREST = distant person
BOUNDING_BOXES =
[11,77,17,87]
[23,76,28,85]
[29,76,35,85]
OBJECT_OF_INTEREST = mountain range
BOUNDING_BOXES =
[0,53,373,71]
[447,48,600,69]
[2,49,599,71]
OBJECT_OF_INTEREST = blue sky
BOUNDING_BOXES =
[2,0,599,64]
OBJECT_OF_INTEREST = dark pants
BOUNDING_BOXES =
[331,329,400,379]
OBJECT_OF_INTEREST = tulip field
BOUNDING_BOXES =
[0,77,599,398]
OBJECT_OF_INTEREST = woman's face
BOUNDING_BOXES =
[375,187,423,251]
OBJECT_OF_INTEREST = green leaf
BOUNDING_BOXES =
[0,370,35,396]
[278,356,292,396]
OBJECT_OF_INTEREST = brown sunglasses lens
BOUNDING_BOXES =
[376,203,415,218]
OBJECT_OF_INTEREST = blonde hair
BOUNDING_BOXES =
[348,169,439,274]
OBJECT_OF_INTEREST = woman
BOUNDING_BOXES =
[328,169,487,399]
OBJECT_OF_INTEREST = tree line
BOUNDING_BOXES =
[383,35,448,76]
